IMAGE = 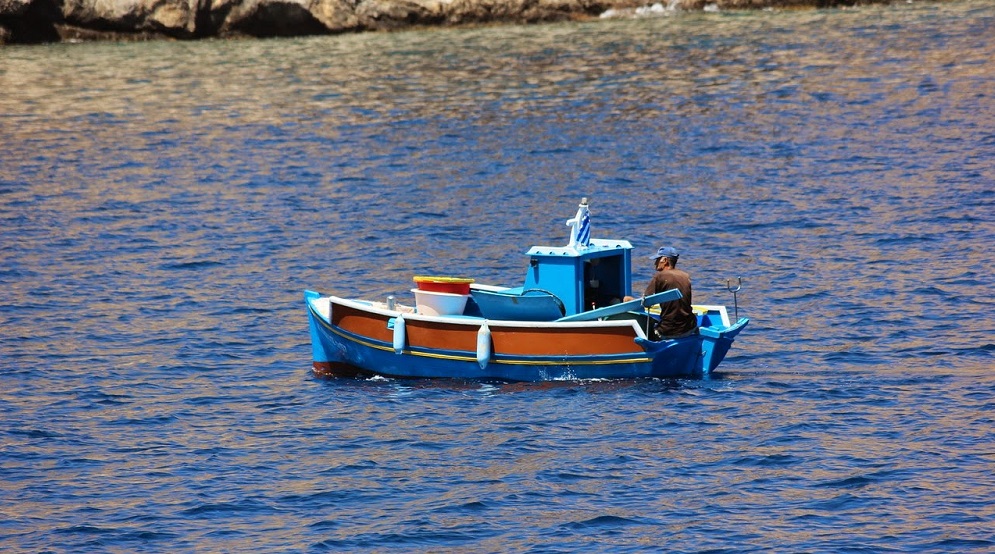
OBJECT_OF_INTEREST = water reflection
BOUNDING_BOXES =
[2,5,995,551]
[2,2,992,364]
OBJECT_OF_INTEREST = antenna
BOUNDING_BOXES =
[726,277,742,321]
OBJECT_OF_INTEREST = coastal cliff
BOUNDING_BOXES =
[1,0,903,44]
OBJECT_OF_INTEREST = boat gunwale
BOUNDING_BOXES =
[310,293,743,336]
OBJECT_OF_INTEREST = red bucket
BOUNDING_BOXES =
[413,276,474,295]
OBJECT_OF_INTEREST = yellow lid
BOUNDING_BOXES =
[413,276,475,284]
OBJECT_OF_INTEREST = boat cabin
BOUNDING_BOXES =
[522,239,633,316]
[465,198,635,321]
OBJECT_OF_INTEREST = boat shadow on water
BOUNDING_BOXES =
[312,362,727,394]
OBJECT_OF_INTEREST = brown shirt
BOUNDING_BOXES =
[644,268,697,337]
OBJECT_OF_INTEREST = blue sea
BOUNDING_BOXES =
[2,1,994,551]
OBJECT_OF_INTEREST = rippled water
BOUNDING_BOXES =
[2,1,994,551]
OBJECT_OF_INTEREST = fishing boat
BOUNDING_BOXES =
[305,198,748,381]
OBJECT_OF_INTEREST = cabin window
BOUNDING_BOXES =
[584,254,626,309]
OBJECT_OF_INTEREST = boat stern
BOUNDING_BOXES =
[633,314,749,378]
[699,317,750,374]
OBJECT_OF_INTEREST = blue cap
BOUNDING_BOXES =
[649,246,679,260]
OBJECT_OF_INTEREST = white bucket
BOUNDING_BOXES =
[411,288,469,316]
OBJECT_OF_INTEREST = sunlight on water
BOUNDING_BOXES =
[1,1,993,551]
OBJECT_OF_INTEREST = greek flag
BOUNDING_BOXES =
[577,210,591,247]
[566,198,592,249]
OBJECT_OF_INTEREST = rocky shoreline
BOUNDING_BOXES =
[1,0,906,44]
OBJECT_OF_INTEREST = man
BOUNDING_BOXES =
[637,246,698,339]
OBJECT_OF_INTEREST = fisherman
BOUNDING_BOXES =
[627,246,698,340]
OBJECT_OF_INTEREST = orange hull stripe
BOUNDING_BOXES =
[333,304,393,342]
[333,304,643,357]
[489,326,640,356]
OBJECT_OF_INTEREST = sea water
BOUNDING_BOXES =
[1,1,993,550]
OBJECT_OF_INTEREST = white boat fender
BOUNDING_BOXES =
[476,321,491,369]
[393,315,406,354]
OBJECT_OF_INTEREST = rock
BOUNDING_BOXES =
[2,0,63,43]
[57,0,198,35]
[1,0,34,17]
[354,0,444,29]
[219,0,333,36]
[0,0,900,44]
